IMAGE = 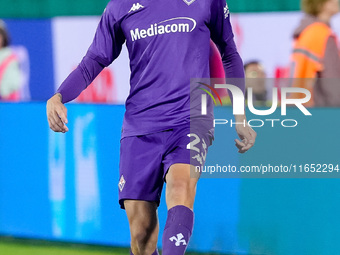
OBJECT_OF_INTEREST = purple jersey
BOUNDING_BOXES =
[57,0,244,138]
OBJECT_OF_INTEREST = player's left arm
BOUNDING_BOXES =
[234,114,256,153]
[209,0,256,153]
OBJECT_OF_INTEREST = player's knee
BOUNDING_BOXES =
[131,228,157,254]
[166,164,198,197]
[167,178,195,199]
[131,228,148,243]
[168,178,188,192]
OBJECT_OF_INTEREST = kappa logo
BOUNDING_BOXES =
[192,138,207,165]
[169,233,187,246]
[118,175,126,192]
[129,3,144,13]
[193,154,203,165]
[188,133,207,166]
[183,0,196,5]
[224,2,230,19]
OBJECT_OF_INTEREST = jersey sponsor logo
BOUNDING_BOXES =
[183,0,196,6]
[128,3,144,13]
[118,175,126,192]
[169,233,187,246]
[224,2,230,19]
[130,17,197,42]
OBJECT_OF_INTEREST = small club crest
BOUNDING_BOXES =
[169,233,187,246]
[118,175,126,192]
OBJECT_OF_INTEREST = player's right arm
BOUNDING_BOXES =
[208,0,256,153]
[46,1,125,132]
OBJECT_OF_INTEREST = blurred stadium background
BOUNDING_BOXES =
[1,0,340,254]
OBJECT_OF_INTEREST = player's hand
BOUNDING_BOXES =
[46,93,69,133]
[234,115,256,153]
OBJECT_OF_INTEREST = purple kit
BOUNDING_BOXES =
[56,0,245,206]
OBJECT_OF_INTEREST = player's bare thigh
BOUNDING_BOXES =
[165,163,199,210]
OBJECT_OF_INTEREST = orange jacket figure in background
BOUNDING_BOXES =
[291,0,340,107]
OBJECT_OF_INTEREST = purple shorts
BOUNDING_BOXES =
[118,124,213,209]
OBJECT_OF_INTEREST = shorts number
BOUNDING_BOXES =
[187,133,200,153]
[187,133,207,165]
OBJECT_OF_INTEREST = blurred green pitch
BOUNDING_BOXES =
[0,237,127,255]
[0,237,222,255]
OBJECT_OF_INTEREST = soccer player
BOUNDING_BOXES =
[46,0,256,254]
